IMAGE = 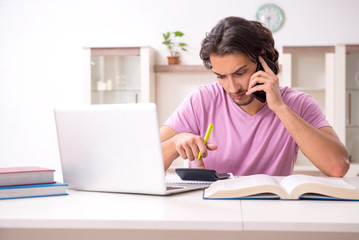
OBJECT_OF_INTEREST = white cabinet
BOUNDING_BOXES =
[335,44,359,164]
[83,46,155,104]
[281,46,336,165]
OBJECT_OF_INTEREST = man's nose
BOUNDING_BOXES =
[227,76,240,93]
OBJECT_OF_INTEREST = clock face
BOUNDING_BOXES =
[256,4,284,33]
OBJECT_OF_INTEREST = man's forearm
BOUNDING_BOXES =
[274,104,349,177]
[161,138,179,171]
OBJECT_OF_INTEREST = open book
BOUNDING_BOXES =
[203,174,359,200]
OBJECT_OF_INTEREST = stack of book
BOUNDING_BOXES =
[0,166,68,200]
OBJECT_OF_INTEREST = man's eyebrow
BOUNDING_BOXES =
[212,65,247,76]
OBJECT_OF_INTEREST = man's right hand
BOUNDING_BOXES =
[160,126,218,171]
[173,132,217,169]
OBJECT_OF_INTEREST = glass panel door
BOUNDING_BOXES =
[90,50,141,104]
[346,51,359,163]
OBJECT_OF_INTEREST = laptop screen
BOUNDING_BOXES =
[54,103,168,195]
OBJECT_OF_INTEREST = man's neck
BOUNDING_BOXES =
[239,100,266,116]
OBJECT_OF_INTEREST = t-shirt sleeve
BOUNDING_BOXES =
[296,94,330,129]
[163,89,203,135]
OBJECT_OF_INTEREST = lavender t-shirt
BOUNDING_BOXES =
[164,82,330,176]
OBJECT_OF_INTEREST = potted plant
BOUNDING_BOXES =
[162,31,188,65]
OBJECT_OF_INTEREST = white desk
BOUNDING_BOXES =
[1,179,359,240]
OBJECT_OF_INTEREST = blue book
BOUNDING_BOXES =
[0,182,68,200]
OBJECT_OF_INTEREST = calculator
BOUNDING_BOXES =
[175,168,230,181]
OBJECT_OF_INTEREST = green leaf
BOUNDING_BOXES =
[162,40,171,45]
[162,32,170,40]
[174,31,184,37]
[178,42,187,47]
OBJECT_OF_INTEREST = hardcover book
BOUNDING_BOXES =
[0,166,55,187]
[203,174,359,200]
[0,182,68,200]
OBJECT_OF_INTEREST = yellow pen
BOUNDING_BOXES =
[198,123,214,160]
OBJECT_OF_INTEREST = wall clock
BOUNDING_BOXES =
[256,3,285,33]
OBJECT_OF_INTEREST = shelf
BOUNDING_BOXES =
[92,89,140,93]
[345,45,359,54]
[347,88,359,91]
[90,47,141,56]
[283,46,335,54]
[293,87,325,92]
[154,65,211,73]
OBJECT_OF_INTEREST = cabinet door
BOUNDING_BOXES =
[340,45,359,163]
[83,47,155,105]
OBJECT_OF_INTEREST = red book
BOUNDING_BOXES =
[0,166,55,187]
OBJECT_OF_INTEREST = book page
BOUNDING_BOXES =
[204,174,287,199]
[212,174,280,191]
[280,174,355,197]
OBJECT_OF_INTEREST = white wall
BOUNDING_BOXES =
[0,0,359,179]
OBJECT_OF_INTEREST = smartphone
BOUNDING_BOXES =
[251,55,277,103]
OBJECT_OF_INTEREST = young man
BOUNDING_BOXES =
[160,16,349,177]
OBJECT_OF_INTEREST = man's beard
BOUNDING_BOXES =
[232,94,254,106]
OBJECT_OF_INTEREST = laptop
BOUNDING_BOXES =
[54,103,204,195]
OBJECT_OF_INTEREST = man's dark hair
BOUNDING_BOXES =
[200,16,279,74]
